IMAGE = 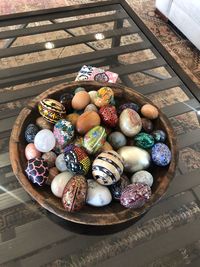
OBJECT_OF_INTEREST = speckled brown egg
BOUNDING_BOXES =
[141,104,159,119]
[72,91,90,110]
[76,111,101,135]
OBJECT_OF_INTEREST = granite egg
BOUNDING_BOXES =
[134,132,155,149]
[84,104,98,113]
[71,91,90,110]
[94,87,114,108]
[109,174,130,201]
[120,183,151,209]
[151,143,171,166]
[131,170,153,187]
[64,144,91,175]
[76,111,101,135]
[118,146,151,173]
[83,126,107,154]
[25,143,41,160]
[62,175,87,212]
[141,118,154,133]
[66,113,79,126]
[34,129,56,153]
[88,90,98,104]
[92,150,124,186]
[59,93,73,114]
[55,153,68,172]
[99,105,118,128]
[25,158,49,186]
[152,130,166,142]
[38,98,66,123]
[51,171,73,197]
[25,124,39,143]
[118,102,139,114]
[42,151,57,168]
[119,108,142,137]
[46,167,59,185]
[86,179,112,207]
[141,104,159,119]
[53,119,74,148]
[36,116,53,130]
[108,131,127,149]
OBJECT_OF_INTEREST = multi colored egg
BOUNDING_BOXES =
[53,119,74,148]
[134,132,155,149]
[25,124,39,143]
[34,129,56,153]
[99,105,118,128]
[94,87,114,107]
[151,143,171,166]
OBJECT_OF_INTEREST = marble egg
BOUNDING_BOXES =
[46,167,59,185]
[25,158,49,186]
[42,151,57,168]
[55,153,68,172]
[92,150,124,186]
[118,146,151,173]
[34,129,56,153]
[86,179,112,207]
[108,131,127,149]
[74,87,86,94]
[94,87,114,108]
[134,132,155,149]
[66,113,79,126]
[53,119,74,148]
[51,171,73,197]
[84,104,98,113]
[152,130,166,142]
[99,105,118,128]
[88,90,98,104]
[131,170,153,187]
[76,111,101,135]
[59,93,73,114]
[141,104,159,120]
[83,126,107,154]
[25,124,39,143]
[118,102,139,114]
[36,116,53,130]
[71,91,90,110]
[151,143,171,166]
[62,175,87,212]
[141,118,154,133]
[109,174,130,201]
[64,144,91,175]
[119,108,142,137]
[25,143,41,160]
[120,183,151,209]
[38,98,66,123]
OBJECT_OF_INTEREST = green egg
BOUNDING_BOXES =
[134,132,154,149]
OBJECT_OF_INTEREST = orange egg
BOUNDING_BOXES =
[76,111,101,135]
[141,104,159,119]
[72,91,90,110]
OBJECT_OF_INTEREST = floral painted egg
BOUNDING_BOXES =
[108,131,127,149]
[109,174,130,201]
[92,150,124,186]
[151,143,171,166]
[51,171,73,197]
[55,153,68,172]
[83,126,107,154]
[141,104,159,119]
[38,98,66,123]
[119,108,142,137]
[118,102,139,114]
[62,175,87,212]
[120,183,151,209]
[64,144,91,175]
[94,87,114,108]
[34,129,56,153]
[42,151,57,168]
[131,170,153,187]
[25,143,41,160]
[59,93,73,114]
[76,111,101,135]
[99,105,118,128]
[141,118,153,133]
[53,119,74,148]
[134,132,155,149]
[152,130,166,142]
[25,158,49,186]
[25,124,39,143]
[36,117,53,130]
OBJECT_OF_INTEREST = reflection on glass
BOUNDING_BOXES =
[44,42,55,49]
[94,33,105,40]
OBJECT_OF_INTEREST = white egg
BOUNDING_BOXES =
[131,170,153,187]
[34,129,55,153]
[51,171,73,198]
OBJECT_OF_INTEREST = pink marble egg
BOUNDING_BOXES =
[25,143,41,160]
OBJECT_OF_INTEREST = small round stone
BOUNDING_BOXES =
[108,131,127,149]
[131,170,153,187]
[25,124,39,143]
[55,153,68,172]
[36,117,53,130]
[152,130,166,142]
[42,151,57,168]
[109,175,130,201]
[25,143,41,160]
[34,129,56,153]
[141,104,159,119]
[141,118,154,133]
[84,104,98,113]
[74,87,86,94]
[118,102,139,114]
[151,143,171,166]
[134,132,155,149]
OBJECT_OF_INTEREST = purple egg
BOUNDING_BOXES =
[118,102,139,114]
[151,143,171,166]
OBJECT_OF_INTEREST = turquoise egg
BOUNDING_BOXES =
[134,132,154,149]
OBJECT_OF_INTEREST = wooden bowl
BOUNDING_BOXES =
[9,81,178,226]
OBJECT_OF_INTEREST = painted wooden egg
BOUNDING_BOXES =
[59,93,73,114]
[64,144,91,175]
[76,111,101,135]
[94,87,114,108]
[141,104,159,119]
[62,175,87,212]
[131,170,153,187]
[151,143,171,166]
[53,119,74,148]
[134,132,155,149]
[25,158,49,186]
[99,105,118,128]
[25,124,39,143]
[141,118,154,133]
[25,143,41,160]
[109,174,130,201]
[108,131,127,149]
[34,129,56,153]
[38,98,66,123]
[119,108,142,137]
[51,171,73,198]
[152,130,166,142]
[83,126,107,154]
[42,151,57,168]
[36,117,53,130]
[120,183,151,209]
[118,102,139,114]
[92,150,124,186]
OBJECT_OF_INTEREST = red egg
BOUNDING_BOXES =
[25,143,41,160]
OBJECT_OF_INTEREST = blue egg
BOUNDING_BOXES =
[152,130,166,142]
[151,143,171,166]
[25,124,39,143]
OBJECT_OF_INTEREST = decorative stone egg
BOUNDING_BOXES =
[74,87,86,94]
[55,153,68,172]
[134,132,155,149]
[141,118,154,133]
[99,105,118,128]
[94,87,114,108]
[118,102,139,114]
[51,171,73,197]
[38,98,66,123]
[152,130,166,142]
[120,183,151,209]
[92,150,124,186]
[118,146,151,173]
[88,90,98,104]
[34,129,56,153]
[151,143,171,166]
[83,126,107,154]
[131,170,153,187]
[108,131,127,149]
[109,174,130,201]
[64,144,91,175]
[25,143,41,160]
[119,108,142,137]
[46,167,59,185]
[62,175,87,212]
[25,158,49,186]
[53,119,74,148]
[84,104,98,113]
[59,93,73,114]
[141,104,159,119]
[66,113,79,126]
[36,116,53,130]
[42,151,57,168]
[76,111,101,135]
[71,91,90,110]
[86,179,112,207]
[25,124,39,143]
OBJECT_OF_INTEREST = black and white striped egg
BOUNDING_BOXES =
[92,150,124,186]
